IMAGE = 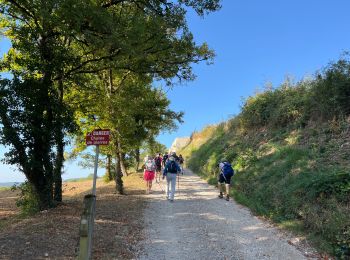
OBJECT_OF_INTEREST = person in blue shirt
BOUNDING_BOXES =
[163,152,181,202]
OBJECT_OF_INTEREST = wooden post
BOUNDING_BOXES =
[78,194,96,260]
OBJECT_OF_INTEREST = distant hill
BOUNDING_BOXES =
[0,182,21,187]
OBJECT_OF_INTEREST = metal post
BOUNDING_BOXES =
[92,145,100,196]
[78,145,99,260]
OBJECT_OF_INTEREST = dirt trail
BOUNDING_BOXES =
[137,169,314,260]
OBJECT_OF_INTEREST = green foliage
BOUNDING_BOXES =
[11,182,40,215]
[240,57,350,129]
[0,0,221,209]
[308,170,350,202]
[180,56,350,258]
[311,57,350,119]
[103,172,112,183]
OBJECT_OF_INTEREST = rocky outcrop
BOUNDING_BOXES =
[169,137,190,153]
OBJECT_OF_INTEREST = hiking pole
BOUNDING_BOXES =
[156,180,165,193]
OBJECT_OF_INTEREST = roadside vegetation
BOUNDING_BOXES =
[180,56,350,258]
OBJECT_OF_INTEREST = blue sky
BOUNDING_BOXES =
[1,0,350,181]
[157,0,350,147]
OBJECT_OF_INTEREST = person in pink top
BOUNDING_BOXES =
[143,155,156,194]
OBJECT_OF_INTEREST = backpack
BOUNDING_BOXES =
[155,157,162,167]
[145,160,155,171]
[168,160,178,173]
[222,162,234,177]
[163,154,168,163]
[179,157,184,164]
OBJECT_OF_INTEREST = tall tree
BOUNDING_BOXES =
[69,71,183,193]
[0,0,220,209]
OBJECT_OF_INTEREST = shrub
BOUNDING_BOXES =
[12,182,40,215]
[310,58,350,120]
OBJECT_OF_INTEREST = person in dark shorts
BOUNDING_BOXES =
[218,159,234,201]
[154,153,163,182]
[178,154,184,174]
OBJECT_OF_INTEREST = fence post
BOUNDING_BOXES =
[78,194,96,260]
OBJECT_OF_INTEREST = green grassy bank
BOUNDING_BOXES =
[180,58,350,258]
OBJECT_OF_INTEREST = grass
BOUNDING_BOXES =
[179,118,350,258]
[0,187,10,191]
[63,174,99,182]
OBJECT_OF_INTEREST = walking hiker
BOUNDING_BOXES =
[154,153,163,182]
[172,151,180,162]
[162,152,169,168]
[178,154,184,175]
[163,153,181,202]
[143,155,156,194]
[218,159,234,201]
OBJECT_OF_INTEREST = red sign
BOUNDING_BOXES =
[86,129,110,145]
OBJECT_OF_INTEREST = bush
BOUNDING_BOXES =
[12,182,40,215]
[310,58,350,120]
[240,56,350,129]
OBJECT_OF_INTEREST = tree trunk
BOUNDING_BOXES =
[114,154,124,194]
[29,164,54,210]
[106,154,113,181]
[34,81,55,209]
[119,152,128,176]
[135,148,140,171]
[36,179,54,210]
[53,136,64,202]
[53,78,65,202]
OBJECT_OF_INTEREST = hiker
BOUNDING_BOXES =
[218,159,234,201]
[178,154,184,174]
[162,152,169,168]
[171,151,179,162]
[154,153,163,182]
[143,155,156,194]
[163,153,181,202]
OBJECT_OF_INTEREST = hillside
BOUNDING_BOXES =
[179,58,350,258]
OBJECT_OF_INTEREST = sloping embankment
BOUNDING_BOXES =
[180,117,350,258]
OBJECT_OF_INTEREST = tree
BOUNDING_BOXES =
[69,71,183,194]
[0,0,221,209]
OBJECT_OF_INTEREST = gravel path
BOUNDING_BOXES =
[137,169,311,260]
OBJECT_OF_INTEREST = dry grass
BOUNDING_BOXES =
[0,172,146,260]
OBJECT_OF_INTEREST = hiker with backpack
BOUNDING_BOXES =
[163,153,181,202]
[154,153,163,182]
[178,154,184,175]
[143,155,156,194]
[218,159,234,201]
[162,152,169,168]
